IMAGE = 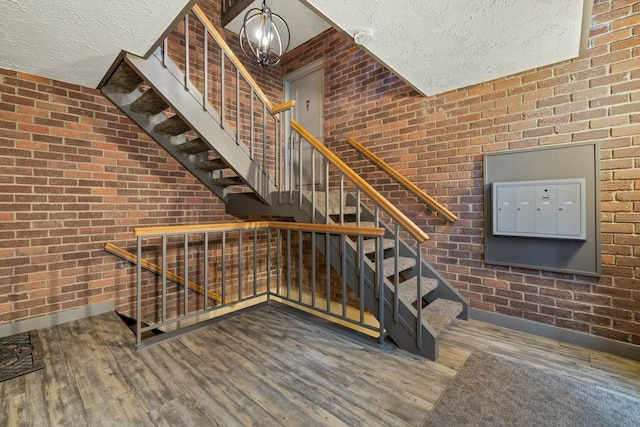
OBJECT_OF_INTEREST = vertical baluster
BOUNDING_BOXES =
[298,137,303,209]
[341,233,347,317]
[162,235,167,322]
[276,115,281,186]
[339,173,344,225]
[378,235,385,345]
[238,230,243,300]
[286,229,291,299]
[235,68,240,145]
[184,233,189,316]
[359,232,365,324]
[184,14,190,90]
[311,148,316,223]
[311,231,316,308]
[136,235,142,347]
[298,230,303,303]
[250,90,254,159]
[203,26,208,110]
[277,117,282,198]
[325,232,331,312]
[204,232,209,310]
[253,228,258,296]
[356,187,362,279]
[276,229,281,295]
[220,51,225,127]
[416,241,423,350]
[289,133,294,201]
[356,188,361,226]
[267,228,271,300]
[263,103,267,175]
[221,231,226,306]
[324,160,330,224]
[394,223,400,323]
[374,204,379,227]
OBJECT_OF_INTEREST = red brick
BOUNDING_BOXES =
[1,0,639,348]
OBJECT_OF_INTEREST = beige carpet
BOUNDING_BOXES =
[422,351,640,427]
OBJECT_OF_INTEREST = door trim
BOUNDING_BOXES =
[283,59,325,189]
[283,59,325,134]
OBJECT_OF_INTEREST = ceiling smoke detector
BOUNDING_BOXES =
[353,30,374,45]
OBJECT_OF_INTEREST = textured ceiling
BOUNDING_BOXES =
[303,0,592,96]
[0,0,192,88]
[0,0,592,95]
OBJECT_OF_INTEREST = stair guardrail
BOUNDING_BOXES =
[161,4,294,190]
[100,4,466,359]
[132,221,385,347]
[289,119,433,351]
[346,137,457,223]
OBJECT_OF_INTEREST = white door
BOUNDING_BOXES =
[285,61,324,188]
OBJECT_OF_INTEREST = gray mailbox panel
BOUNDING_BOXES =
[492,178,586,240]
[484,141,600,276]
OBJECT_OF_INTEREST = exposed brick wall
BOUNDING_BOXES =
[280,0,640,345]
[0,68,238,322]
[0,0,289,327]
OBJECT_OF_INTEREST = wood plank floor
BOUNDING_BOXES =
[1,305,639,426]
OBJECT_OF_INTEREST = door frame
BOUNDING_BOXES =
[283,59,325,189]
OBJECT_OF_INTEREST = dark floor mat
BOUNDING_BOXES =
[0,331,44,382]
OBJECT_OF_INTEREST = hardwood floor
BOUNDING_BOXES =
[1,304,639,426]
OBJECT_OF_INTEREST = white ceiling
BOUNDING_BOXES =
[0,0,191,88]
[0,0,592,96]
[302,0,593,96]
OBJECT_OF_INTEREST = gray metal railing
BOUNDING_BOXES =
[133,221,385,347]
[288,120,431,351]
[160,5,294,188]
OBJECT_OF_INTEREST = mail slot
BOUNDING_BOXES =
[492,178,586,240]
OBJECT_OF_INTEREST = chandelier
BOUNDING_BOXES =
[239,0,291,67]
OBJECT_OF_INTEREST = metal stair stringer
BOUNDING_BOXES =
[100,52,274,204]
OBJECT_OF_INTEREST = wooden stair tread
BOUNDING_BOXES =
[197,159,228,171]
[130,89,168,115]
[421,299,463,336]
[154,115,191,136]
[177,138,210,154]
[362,238,394,254]
[396,277,438,305]
[382,256,416,276]
[309,191,358,215]
[105,63,143,93]
[327,205,358,215]
[212,176,243,187]
[344,221,377,228]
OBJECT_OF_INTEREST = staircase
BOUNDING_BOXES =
[99,4,468,360]
[226,123,468,359]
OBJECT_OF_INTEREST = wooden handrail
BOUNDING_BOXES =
[134,220,385,238]
[347,137,458,223]
[104,243,230,304]
[291,120,430,243]
[191,4,295,115]
[271,100,296,114]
